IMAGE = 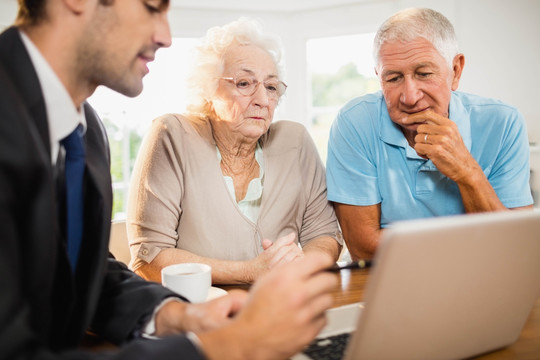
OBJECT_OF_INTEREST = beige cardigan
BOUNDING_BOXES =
[127,114,342,271]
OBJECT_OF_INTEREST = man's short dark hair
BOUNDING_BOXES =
[16,0,45,25]
[16,0,170,26]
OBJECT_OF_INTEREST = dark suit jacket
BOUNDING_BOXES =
[0,27,203,360]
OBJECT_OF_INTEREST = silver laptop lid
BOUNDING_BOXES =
[345,210,540,360]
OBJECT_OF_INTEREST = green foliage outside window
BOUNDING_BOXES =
[311,62,379,109]
[310,62,379,162]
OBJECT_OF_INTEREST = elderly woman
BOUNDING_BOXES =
[127,18,342,285]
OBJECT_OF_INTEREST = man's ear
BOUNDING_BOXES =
[62,0,89,14]
[450,53,465,91]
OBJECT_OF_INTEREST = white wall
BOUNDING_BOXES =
[0,0,16,27]
[1,0,539,196]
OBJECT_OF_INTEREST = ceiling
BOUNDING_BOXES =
[170,0,373,13]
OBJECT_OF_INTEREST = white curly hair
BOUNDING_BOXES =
[185,17,285,118]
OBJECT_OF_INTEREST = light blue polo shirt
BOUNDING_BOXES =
[326,91,533,228]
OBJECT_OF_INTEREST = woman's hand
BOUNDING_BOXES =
[247,232,304,281]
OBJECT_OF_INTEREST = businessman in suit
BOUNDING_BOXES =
[0,0,337,359]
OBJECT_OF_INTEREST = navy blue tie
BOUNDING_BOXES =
[61,125,85,270]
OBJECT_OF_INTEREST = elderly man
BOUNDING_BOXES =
[326,8,533,260]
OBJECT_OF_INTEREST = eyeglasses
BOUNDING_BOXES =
[221,73,288,99]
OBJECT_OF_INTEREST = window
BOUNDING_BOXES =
[307,33,380,162]
[88,38,198,220]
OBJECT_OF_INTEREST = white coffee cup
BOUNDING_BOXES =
[161,263,212,303]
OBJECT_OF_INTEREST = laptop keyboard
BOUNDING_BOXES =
[302,333,351,360]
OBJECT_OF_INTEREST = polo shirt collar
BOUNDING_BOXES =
[448,91,472,152]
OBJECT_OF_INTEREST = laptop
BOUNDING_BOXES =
[293,210,540,360]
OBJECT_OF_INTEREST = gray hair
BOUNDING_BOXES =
[373,8,459,69]
[186,17,285,118]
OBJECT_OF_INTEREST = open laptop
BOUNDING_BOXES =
[293,209,540,360]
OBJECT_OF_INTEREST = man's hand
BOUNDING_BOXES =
[198,253,338,360]
[405,110,481,183]
[154,290,248,336]
[404,110,509,213]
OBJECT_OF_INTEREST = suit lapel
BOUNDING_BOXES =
[1,27,74,277]
[0,26,73,277]
[70,103,113,333]
[0,27,80,346]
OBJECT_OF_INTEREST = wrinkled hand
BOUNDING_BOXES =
[248,232,304,281]
[198,252,338,360]
[154,290,248,336]
[262,232,304,268]
[405,110,481,183]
